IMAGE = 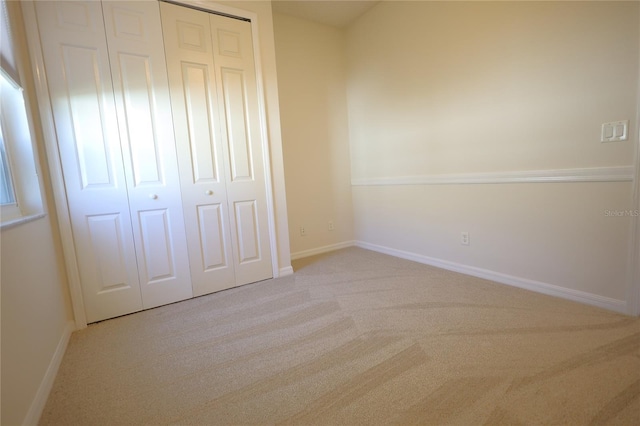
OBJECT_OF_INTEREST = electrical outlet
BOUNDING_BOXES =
[461,232,469,246]
[328,221,334,231]
[300,226,306,236]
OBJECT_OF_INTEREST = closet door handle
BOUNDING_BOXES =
[205,190,213,196]
[149,194,158,200]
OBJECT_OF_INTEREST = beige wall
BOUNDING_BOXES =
[347,1,636,178]
[1,218,72,425]
[346,1,638,305]
[1,2,73,424]
[273,12,354,256]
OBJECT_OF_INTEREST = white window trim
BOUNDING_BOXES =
[0,0,46,229]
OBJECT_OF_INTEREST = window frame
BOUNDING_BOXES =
[0,0,46,229]
[0,109,17,207]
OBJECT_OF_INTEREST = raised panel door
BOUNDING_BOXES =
[35,0,142,322]
[209,14,273,286]
[160,2,235,296]
[102,0,193,308]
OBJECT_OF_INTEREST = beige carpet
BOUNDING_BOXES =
[40,247,640,425]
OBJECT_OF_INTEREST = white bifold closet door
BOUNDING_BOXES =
[161,1,273,297]
[35,0,192,323]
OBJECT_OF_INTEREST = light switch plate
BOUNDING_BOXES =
[601,120,629,142]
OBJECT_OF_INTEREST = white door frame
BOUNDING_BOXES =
[628,39,640,316]
[21,0,283,329]
[630,150,640,316]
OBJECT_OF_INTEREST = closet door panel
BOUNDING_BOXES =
[160,2,235,296]
[61,46,112,188]
[210,14,273,285]
[138,209,175,281]
[234,200,260,263]
[221,68,252,181]
[103,0,193,308]
[118,54,161,185]
[197,204,228,270]
[86,213,130,292]
[182,63,219,182]
[35,1,142,323]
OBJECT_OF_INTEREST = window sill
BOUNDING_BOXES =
[1,212,46,231]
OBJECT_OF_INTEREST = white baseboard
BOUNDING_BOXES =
[290,240,356,261]
[278,266,294,277]
[23,321,74,426]
[356,241,627,314]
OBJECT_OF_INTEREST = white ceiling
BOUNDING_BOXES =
[272,1,379,28]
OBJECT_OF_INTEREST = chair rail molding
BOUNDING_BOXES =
[352,166,634,186]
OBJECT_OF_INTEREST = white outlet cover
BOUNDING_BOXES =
[601,120,628,142]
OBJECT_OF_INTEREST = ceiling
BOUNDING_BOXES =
[272,1,380,28]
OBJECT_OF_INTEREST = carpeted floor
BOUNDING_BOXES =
[40,247,640,425]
